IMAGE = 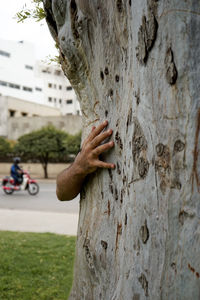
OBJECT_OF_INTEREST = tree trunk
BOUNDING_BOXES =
[44,0,200,299]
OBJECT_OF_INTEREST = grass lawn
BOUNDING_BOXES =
[0,231,76,300]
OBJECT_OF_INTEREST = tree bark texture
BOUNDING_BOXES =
[44,0,200,299]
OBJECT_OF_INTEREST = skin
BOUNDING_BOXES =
[56,120,115,201]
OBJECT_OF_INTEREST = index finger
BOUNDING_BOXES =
[87,121,108,142]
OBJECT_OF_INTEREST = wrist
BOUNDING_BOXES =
[72,155,88,178]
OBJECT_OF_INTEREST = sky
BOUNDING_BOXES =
[0,0,57,60]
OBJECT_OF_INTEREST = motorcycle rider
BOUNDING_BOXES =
[10,157,23,185]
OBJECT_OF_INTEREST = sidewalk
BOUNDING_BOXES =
[0,208,79,236]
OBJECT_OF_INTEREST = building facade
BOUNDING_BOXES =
[0,38,81,116]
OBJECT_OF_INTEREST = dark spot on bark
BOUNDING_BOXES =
[171,180,182,190]
[115,74,120,82]
[156,143,165,156]
[139,219,149,244]
[108,201,110,216]
[123,175,127,185]
[115,131,123,150]
[70,0,77,14]
[138,273,148,296]
[126,107,132,131]
[174,140,185,152]
[115,223,122,254]
[117,162,121,175]
[125,213,127,225]
[171,262,177,274]
[129,0,132,6]
[179,209,195,225]
[115,187,118,201]
[101,191,104,198]
[138,157,149,178]
[105,110,108,117]
[104,67,109,75]
[132,119,147,161]
[100,70,104,81]
[133,137,147,156]
[108,169,113,181]
[83,238,95,271]
[135,90,140,105]
[165,47,178,85]
[101,240,108,250]
[136,13,158,64]
[109,184,114,194]
[116,0,123,13]
[188,263,200,278]
[120,190,124,203]
[61,36,65,41]
[110,89,114,97]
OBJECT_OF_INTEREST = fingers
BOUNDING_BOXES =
[91,129,113,148]
[95,160,115,169]
[87,121,108,142]
[93,141,114,156]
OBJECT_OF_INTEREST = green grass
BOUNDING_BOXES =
[0,231,76,300]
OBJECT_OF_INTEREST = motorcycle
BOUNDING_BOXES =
[2,170,39,195]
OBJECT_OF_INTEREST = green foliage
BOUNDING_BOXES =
[0,231,76,300]
[14,125,68,178]
[14,125,67,159]
[16,0,45,23]
[0,137,12,158]
[64,131,82,156]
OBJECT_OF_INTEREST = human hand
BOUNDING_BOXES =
[74,120,115,176]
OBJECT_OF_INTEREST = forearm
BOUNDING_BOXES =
[56,162,86,201]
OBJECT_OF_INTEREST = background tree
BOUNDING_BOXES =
[14,126,68,178]
[43,1,200,299]
[64,131,81,157]
[0,137,12,161]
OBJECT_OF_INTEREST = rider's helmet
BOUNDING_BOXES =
[13,157,21,164]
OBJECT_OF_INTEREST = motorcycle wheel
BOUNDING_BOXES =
[3,182,14,195]
[28,183,39,195]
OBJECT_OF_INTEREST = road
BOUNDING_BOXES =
[0,182,79,214]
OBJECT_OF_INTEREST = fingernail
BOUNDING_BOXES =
[104,120,108,125]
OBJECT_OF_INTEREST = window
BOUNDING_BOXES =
[25,65,33,70]
[21,112,28,117]
[0,50,10,57]
[48,97,52,102]
[54,98,57,102]
[54,84,57,89]
[23,86,32,92]
[59,99,62,104]
[66,86,72,91]
[48,83,52,88]
[77,110,80,115]
[9,110,16,117]
[35,87,42,92]
[55,70,61,76]
[0,81,20,89]
[9,83,20,89]
[0,80,7,86]
[66,99,73,104]
[59,85,62,90]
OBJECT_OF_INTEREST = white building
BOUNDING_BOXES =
[0,38,81,116]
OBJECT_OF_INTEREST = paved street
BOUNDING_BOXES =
[0,182,79,214]
[0,181,79,235]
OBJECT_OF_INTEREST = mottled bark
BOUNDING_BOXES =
[44,0,200,299]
